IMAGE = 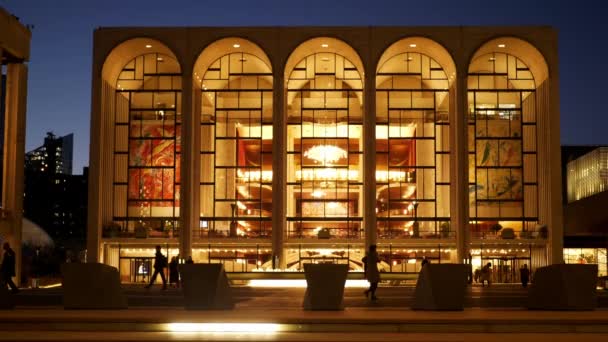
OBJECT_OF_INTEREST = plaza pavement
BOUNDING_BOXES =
[1,285,608,341]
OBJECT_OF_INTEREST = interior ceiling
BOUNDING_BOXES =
[102,37,180,85]
[469,37,548,85]
[194,38,272,83]
[284,37,366,80]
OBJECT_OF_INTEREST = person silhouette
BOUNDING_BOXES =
[1,242,19,293]
[362,244,380,301]
[145,245,167,290]
[520,264,530,288]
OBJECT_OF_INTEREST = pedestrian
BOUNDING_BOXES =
[362,244,380,301]
[480,262,492,287]
[1,242,19,293]
[520,264,530,288]
[421,257,430,268]
[185,256,194,264]
[169,256,179,288]
[145,245,167,290]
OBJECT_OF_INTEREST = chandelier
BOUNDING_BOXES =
[304,145,347,164]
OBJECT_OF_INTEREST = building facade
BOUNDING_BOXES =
[24,132,87,244]
[25,132,74,175]
[88,27,562,283]
[563,146,608,278]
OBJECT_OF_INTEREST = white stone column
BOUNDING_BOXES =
[363,72,376,250]
[452,74,469,263]
[86,62,103,263]
[1,63,27,284]
[272,74,286,269]
[179,71,198,259]
[537,80,562,264]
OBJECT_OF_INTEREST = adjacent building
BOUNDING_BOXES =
[562,146,608,278]
[24,133,87,244]
[25,132,73,175]
[88,27,562,283]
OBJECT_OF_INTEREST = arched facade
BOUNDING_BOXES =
[89,27,561,282]
[465,37,553,281]
[374,37,458,267]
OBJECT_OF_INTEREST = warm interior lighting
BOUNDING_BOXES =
[145,44,152,48]
[157,57,163,61]
[498,44,506,48]
[321,43,329,48]
[167,323,281,333]
[311,190,325,198]
[409,43,417,48]
[238,169,411,183]
[304,145,347,164]
[233,43,241,48]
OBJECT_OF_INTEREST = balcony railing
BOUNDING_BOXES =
[378,230,456,240]
[471,230,546,240]
[286,227,364,240]
[102,226,179,239]
[193,228,272,239]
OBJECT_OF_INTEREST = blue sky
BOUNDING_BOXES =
[3,0,607,174]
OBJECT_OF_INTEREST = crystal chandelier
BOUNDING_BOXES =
[304,145,347,164]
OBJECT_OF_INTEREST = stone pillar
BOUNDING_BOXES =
[363,72,377,250]
[537,80,562,264]
[88,74,115,263]
[1,63,27,285]
[272,73,286,269]
[179,71,197,259]
[452,73,469,263]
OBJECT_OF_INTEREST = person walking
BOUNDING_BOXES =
[520,264,530,288]
[480,262,492,287]
[169,256,179,288]
[1,242,19,293]
[185,256,194,264]
[362,244,380,301]
[145,245,167,290]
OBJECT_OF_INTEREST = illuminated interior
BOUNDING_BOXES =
[198,40,273,239]
[467,47,539,238]
[285,40,364,240]
[376,42,451,239]
[111,43,182,237]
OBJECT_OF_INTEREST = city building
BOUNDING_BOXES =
[88,27,562,283]
[0,6,30,284]
[24,132,87,244]
[562,146,608,278]
[25,132,73,175]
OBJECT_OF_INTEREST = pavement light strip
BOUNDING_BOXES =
[166,323,282,333]
[247,279,369,288]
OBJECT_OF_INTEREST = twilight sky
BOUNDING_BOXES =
[3,0,607,174]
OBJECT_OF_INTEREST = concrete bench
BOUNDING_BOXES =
[179,263,234,310]
[0,284,15,310]
[61,263,127,309]
[303,263,349,310]
[528,264,598,310]
[413,263,469,310]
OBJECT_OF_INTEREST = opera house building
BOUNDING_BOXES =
[87,26,562,283]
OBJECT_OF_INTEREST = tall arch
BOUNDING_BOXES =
[283,38,365,242]
[467,37,552,269]
[374,37,457,265]
[193,38,274,242]
[100,38,183,242]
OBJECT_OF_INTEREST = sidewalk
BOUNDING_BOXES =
[1,308,608,341]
